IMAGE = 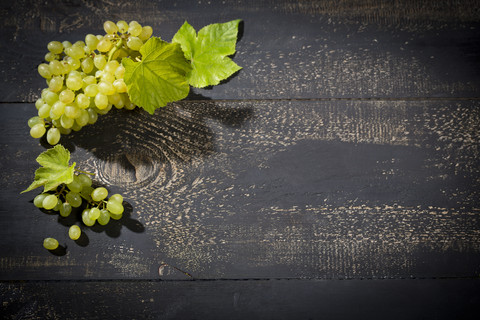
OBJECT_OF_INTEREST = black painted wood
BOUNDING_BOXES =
[1,0,479,318]
[1,279,479,320]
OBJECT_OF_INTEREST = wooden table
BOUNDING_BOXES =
[1,0,480,318]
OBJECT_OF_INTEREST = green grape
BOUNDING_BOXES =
[93,55,107,70]
[139,26,153,41]
[87,108,98,124]
[113,79,127,93]
[44,52,58,62]
[109,211,123,220]
[116,20,129,33]
[28,116,44,128]
[66,74,83,91]
[104,20,118,34]
[82,76,96,88]
[59,89,75,104]
[50,101,66,118]
[53,198,62,211]
[104,60,120,74]
[30,123,46,139]
[94,93,109,109]
[97,38,112,52]
[76,109,90,127]
[66,57,81,70]
[114,65,125,79]
[85,34,99,50]
[49,60,63,76]
[38,63,52,78]
[43,237,59,250]
[126,36,143,51]
[60,114,74,129]
[89,207,101,220]
[109,194,123,203]
[65,105,81,119]
[75,93,90,109]
[82,209,95,226]
[84,84,98,97]
[97,209,110,225]
[100,72,115,84]
[59,202,72,217]
[33,193,48,208]
[46,127,61,145]
[98,81,115,95]
[107,199,124,214]
[38,104,51,118]
[77,174,92,188]
[68,225,81,240]
[44,90,59,105]
[128,21,142,37]
[91,187,108,202]
[67,177,82,193]
[80,186,94,202]
[66,191,82,208]
[42,194,58,210]
[47,41,63,54]
[81,57,94,74]
[48,76,64,92]
[35,98,45,109]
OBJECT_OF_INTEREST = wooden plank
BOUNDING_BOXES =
[0,100,479,280]
[1,279,479,319]
[1,0,480,102]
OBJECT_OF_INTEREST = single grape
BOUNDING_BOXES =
[42,194,58,210]
[104,60,120,74]
[66,191,82,208]
[47,41,63,54]
[85,34,99,50]
[107,199,124,215]
[93,55,107,70]
[82,209,95,226]
[30,123,46,139]
[77,174,92,188]
[53,198,62,211]
[80,186,94,202]
[33,193,48,208]
[28,116,44,128]
[104,20,118,34]
[76,109,90,127]
[38,63,52,79]
[113,79,127,93]
[109,211,123,220]
[66,74,83,91]
[67,177,82,193]
[91,187,108,202]
[46,127,61,145]
[50,101,66,118]
[49,61,64,76]
[69,225,82,240]
[87,108,98,124]
[139,26,153,41]
[127,36,143,51]
[48,76,64,92]
[38,104,51,118]
[100,72,115,84]
[116,20,129,33]
[65,105,81,119]
[128,21,142,37]
[81,57,94,74]
[44,90,59,105]
[59,89,75,104]
[97,209,110,225]
[60,115,75,129]
[109,194,124,203]
[66,57,81,70]
[59,202,72,217]
[97,39,113,52]
[88,207,101,220]
[45,52,58,62]
[94,93,109,109]
[43,237,59,250]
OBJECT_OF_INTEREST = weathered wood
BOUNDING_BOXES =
[1,279,479,320]
[1,0,480,102]
[1,100,479,280]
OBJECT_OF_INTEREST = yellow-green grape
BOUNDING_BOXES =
[113,79,127,93]
[76,109,90,126]
[67,176,82,193]
[47,41,64,54]
[109,212,123,220]
[107,199,124,214]
[62,40,72,49]
[66,74,83,91]
[104,60,120,74]
[59,89,75,104]
[30,123,46,138]
[33,193,47,208]
[53,199,62,211]
[28,116,44,128]
[91,187,108,202]
[65,105,81,119]
[81,57,94,74]
[75,93,90,109]
[87,108,98,124]
[97,209,110,225]
[44,52,58,62]
[66,191,82,208]
[48,76,64,92]
[46,127,61,145]
[85,34,99,50]
[60,115,74,129]
[50,101,66,119]
[116,20,129,33]
[66,45,85,60]
[104,20,118,34]
[78,174,92,188]
[38,63,52,79]
[108,93,122,107]
[93,55,107,70]
[82,75,96,89]
[94,93,109,109]
[97,38,113,52]
[128,21,142,37]
[60,202,72,217]
[66,57,81,70]
[110,194,123,203]
[38,104,51,118]
[89,207,101,220]
[84,84,99,97]
[126,36,143,51]
[44,90,59,105]
[114,65,125,79]
[42,194,58,210]
[100,72,115,84]
[98,81,115,95]
[82,209,95,226]
[43,237,59,250]
[139,26,153,41]
[35,98,44,109]
[68,225,81,240]
[49,60,64,76]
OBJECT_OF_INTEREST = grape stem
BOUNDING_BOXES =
[107,38,124,62]
[75,168,95,176]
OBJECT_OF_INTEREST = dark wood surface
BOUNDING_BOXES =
[1,0,480,318]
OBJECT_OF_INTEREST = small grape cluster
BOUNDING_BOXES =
[29,20,153,145]
[34,173,125,250]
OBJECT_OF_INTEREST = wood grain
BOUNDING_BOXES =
[1,0,480,102]
[1,100,479,280]
[1,279,479,320]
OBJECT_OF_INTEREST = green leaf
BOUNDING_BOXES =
[172,19,242,88]
[122,37,191,115]
[21,145,76,193]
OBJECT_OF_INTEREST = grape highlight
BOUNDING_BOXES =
[31,20,152,144]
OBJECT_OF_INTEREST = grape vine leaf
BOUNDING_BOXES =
[122,37,191,115]
[21,145,76,193]
[172,19,242,88]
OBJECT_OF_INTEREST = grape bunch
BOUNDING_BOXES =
[29,20,153,145]
[34,173,125,250]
